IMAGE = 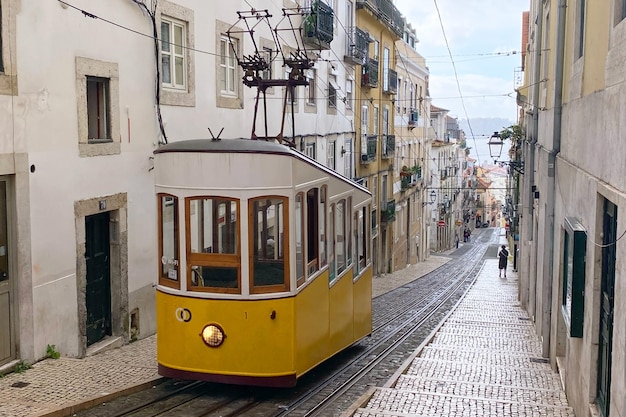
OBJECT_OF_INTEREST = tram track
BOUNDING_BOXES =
[74,229,498,417]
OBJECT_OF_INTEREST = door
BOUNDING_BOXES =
[85,212,111,346]
[597,199,616,417]
[0,179,14,365]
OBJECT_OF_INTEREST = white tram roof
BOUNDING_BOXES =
[154,139,371,204]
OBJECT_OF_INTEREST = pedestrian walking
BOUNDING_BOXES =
[498,245,509,278]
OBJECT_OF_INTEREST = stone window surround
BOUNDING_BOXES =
[0,0,18,96]
[216,19,243,110]
[75,57,121,158]
[157,0,196,107]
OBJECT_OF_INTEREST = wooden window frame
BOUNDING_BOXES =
[185,196,241,294]
[306,188,319,276]
[295,193,305,287]
[161,17,187,90]
[319,185,327,268]
[249,196,290,294]
[158,193,180,289]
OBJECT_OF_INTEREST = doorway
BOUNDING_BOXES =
[85,212,111,346]
[597,199,616,417]
[0,179,14,365]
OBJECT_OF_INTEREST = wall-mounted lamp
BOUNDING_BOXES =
[422,190,437,206]
[488,131,524,174]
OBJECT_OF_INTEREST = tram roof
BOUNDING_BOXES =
[154,138,371,195]
[154,138,293,155]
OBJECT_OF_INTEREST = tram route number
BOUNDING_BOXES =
[175,307,192,323]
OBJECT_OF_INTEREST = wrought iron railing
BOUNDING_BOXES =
[381,134,395,159]
[303,1,334,49]
[356,0,405,37]
[361,58,379,88]
[345,26,369,64]
[384,68,397,94]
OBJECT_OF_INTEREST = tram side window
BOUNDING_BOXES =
[187,197,240,292]
[329,203,335,282]
[354,207,367,275]
[336,199,346,275]
[295,193,305,286]
[319,186,327,268]
[250,197,289,293]
[306,188,319,276]
[346,197,352,267]
[158,194,179,288]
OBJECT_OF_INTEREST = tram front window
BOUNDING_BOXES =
[250,197,289,292]
[186,197,240,293]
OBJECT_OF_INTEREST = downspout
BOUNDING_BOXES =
[542,0,566,358]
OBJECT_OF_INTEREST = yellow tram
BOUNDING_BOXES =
[154,138,372,387]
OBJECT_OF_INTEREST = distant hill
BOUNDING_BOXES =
[458,118,514,139]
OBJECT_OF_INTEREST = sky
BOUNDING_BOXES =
[394,0,528,128]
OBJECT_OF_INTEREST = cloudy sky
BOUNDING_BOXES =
[394,0,528,126]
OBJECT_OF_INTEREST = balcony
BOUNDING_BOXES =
[408,109,418,126]
[381,134,394,159]
[361,58,378,88]
[360,135,378,164]
[383,68,397,94]
[381,199,396,224]
[303,1,334,50]
[356,0,405,38]
[345,27,369,65]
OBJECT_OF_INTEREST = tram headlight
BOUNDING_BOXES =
[200,323,225,347]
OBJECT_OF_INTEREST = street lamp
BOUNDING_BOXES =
[422,189,437,206]
[488,131,524,174]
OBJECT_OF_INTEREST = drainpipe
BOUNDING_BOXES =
[542,0,566,358]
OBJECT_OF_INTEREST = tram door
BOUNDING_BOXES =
[85,212,111,346]
[597,199,616,417]
[0,179,14,365]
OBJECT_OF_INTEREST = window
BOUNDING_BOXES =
[161,18,186,90]
[159,2,195,107]
[360,104,369,156]
[622,0,626,21]
[335,199,346,275]
[250,197,289,293]
[86,77,111,142]
[346,197,352,267]
[354,208,366,274]
[262,46,273,80]
[329,203,335,282]
[220,35,238,96]
[372,40,379,60]
[306,69,316,105]
[295,193,305,286]
[373,106,379,136]
[76,57,120,157]
[319,186,327,268]
[306,189,319,276]
[328,75,337,108]
[562,217,586,338]
[0,0,17,96]
[382,47,390,92]
[185,197,241,293]
[186,197,240,293]
[345,79,353,110]
[285,69,298,104]
[328,141,336,170]
[158,194,179,288]
[305,142,316,159]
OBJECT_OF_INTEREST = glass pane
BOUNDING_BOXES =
[319,187,326,267]
[252,198,286,287]
[159,195,179,281]
[190,265,237,288]
[228,68,235,92]
[162,56,171,84]
[161,22,170,52]
[220,40,226,65]
[336,200,345,274]
[174,24,183,54]
[295,195,304,282]
[175,57,184,86]
[329,205,335,282]
[189,198,237,254]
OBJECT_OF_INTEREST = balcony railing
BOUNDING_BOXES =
[361,58,378,88]
[408,109,418,126]
[360,135,378,163]
[356,0,405,37]
[345,27,369,65]
[381,199,396,224]
[383,68,397,94]
[303,1,334,50]
[381,134,394,159]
